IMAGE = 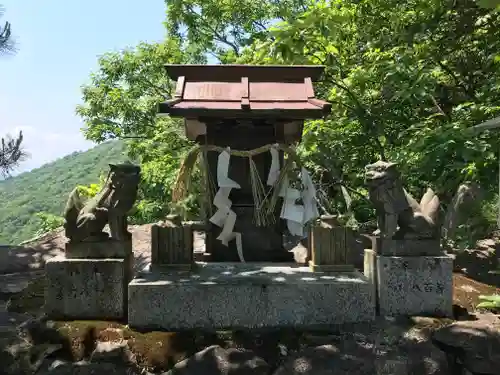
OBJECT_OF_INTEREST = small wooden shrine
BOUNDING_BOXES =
[158,64,331,262]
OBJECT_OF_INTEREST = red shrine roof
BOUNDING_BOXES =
[158,64,331,119]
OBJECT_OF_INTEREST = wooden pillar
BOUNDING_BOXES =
[151,214,194,271]
[309,215,355,272]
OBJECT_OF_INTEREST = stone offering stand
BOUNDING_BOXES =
[44,64,453,330]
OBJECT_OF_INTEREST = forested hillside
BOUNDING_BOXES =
[0,141,128,244]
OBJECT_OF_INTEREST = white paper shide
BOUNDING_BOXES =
[209,145,320,262]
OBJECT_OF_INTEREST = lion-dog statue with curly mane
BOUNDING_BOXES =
[364,161,440,241]
[63,163,141,244]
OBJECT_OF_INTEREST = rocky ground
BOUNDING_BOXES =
[0,225,499,374]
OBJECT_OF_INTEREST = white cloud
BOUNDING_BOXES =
[11,125,36,135]
[0,125,95,174]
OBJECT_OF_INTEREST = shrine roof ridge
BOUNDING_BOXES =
[164,64,326,82]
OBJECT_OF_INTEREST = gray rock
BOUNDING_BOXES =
[432,317,500,375]
[36,361,140,375]
[45,257,129,320]
[90,341,135,364]
[274,318,449,375]
[0,334,62,375]
[163,345,270,375]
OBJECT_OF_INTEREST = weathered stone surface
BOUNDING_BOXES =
[0,244,62,274]
[376,255,453,317]
[90,341,135,364]
[432,316,500,375]
[129,263,375,330]
[0,316,65,375]
[1,338,62,375]
[37,361,141,375]
[363,249,377,301]
[273,317,450,375]
[364,161,440,240]
[65,239,132,259]
[45,257,130,320]
[375,238,444,256]
[163,345,270,375]
[63,163,141,243]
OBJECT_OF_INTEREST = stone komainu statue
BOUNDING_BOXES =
[63,163,141,242]
[364,161,440,239]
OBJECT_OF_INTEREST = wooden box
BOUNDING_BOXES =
[151,215,194,271]
[309,216,355,272]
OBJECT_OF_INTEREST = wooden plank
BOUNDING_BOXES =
[241,77,249,97]
[241,98,250,110]
[308,98,328,108]
[335,227,346,265]
[162,106,327,119]
[151,224,159,265]
[174,76,186,98]
[183,81,243,101]
[241,77,250,110]
[313,227,319,264]
[304,77,315,98]
[309,221,355,272]
[153,224,194,269]
[249,82,307,101]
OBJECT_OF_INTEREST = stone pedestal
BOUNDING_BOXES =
[374,238,443,256]
[45,256,132,320]
[65,239,132,258]
[367,251,453,317]
[128,262,375,330]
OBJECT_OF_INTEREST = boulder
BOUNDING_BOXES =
[432,314,500,375]
[90,341,135,364]
[36,360,141,375]
[273,317,449,375]
[163,345,270,375]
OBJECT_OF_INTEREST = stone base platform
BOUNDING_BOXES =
[45,256,132,320]
[128,262,375,330]
[365,250,453,317]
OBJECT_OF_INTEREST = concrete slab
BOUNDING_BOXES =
[45,256,131,320]
[128,262,375,330]
[376,255,453,317]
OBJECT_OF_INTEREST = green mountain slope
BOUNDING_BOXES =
[0,141,129,244]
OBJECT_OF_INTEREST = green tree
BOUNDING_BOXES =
[164,0,309,62]
[249,0,500,204]
[34,212,64,237]
[76,40,206,221]
[78,0,500,234]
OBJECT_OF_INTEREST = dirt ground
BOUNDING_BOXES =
[453,272,500,311]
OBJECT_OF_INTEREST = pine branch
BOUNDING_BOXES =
[0,131,27,176]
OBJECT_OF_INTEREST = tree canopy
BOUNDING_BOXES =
[76,0,500,239]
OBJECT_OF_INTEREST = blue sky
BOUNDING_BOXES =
[0,0,166,173]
